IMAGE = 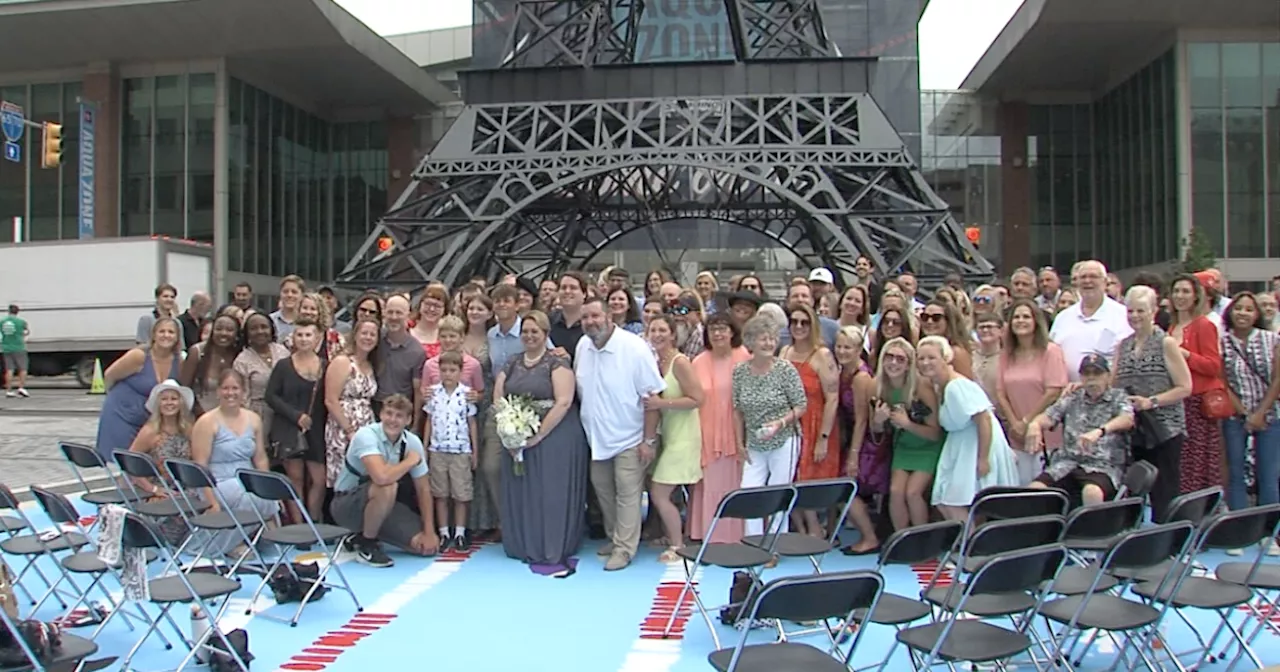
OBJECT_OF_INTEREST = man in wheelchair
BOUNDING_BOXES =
[1024,353,1136,506]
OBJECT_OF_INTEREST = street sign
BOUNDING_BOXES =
[0,101,23,143]
[3,141,18,163]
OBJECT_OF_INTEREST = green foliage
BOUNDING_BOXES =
[1180,228,1217,274]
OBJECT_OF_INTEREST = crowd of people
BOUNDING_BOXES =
[89,257,1280,577]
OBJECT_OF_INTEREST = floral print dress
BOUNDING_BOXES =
[323,361,378,487]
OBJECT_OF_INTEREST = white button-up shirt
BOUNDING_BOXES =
[1050,297,1133,382]
[575,326,665,461]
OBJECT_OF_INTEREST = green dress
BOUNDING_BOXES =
[886,386,944,474]
[653,356,703,486]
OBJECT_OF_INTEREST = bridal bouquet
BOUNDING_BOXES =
[493,394,542,476]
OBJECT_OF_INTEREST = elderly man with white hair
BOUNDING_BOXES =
[1050,260,1132,382]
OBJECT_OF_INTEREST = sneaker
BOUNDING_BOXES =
[355,538,394,568]
[453,534,469,552]
[4,391,13,398]
[16,388,27,398]
[1227,547,1245,556]
[603,550,631,571]
[439,535,454,553]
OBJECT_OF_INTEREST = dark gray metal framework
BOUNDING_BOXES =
[336,1,993,288]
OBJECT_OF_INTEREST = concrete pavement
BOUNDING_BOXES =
[0,391,105,499]
[0,387,104,416]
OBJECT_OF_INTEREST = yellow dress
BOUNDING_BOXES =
[653,356,703,486]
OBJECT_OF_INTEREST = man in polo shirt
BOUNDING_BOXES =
[376,295,426,427]
[1050,260,1133,382]
[331,394,439,567]
[576,296,664,571]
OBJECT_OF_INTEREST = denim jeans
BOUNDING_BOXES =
[1223,417,1280,510]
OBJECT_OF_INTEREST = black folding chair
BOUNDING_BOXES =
[707,570,885,672]
[1115,460,1158,501]
[971,486,1070,523]
[897,543,1068,670]
[0,482,86,611]
[1131,503,1280,671]
[164,458,267,578]
[1215,505,1280,657]
[235,468,361,626]
[0,599,101,672]
[742,478,856,573]
[58,441,141,509]
[1109,486,1223,583]
[659,484,797,649]
[112,450,211,563]
[1048,497,1144,596]
[1038,520,1196,671]
[850,520,964,672]
[115,512,249,672]
[28,487,172,644]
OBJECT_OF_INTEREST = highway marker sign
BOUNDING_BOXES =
[0,101,24,143]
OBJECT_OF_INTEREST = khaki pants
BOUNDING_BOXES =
[478,412,503,522]
[589,447,646,558]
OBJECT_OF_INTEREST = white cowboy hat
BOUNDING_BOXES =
[145,379,195,414]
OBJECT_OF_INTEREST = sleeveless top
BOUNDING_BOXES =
[1114,328,1185,435]
[209,422,257,484]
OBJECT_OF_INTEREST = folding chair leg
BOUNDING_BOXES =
[660,559,721,649]
[281,544,362,625]
[28,559,86,615]
[12,556,72,609]
[171,601,251,672]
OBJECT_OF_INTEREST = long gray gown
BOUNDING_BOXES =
[499,353,589,566]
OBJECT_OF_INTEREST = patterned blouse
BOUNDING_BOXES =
[1114,327,1185,436]
[732,358,807,452]
[1042,387,1133,487]
[1222,328,1280,422]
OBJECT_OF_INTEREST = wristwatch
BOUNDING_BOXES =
[643,436,659,448]
[1098,426,1107,437]
[1148,396,1160,409]
[820,432,830,440]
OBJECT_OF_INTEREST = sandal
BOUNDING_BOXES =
[658,547,680,563]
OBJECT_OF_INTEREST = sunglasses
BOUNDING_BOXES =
[666,305,691,316]
[790,318,811,327]
[882,317,902,326]
[974,295,993,304]
[922,313,947,323]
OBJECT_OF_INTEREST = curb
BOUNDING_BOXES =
[0,408,100,417]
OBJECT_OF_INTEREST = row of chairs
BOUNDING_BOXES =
[0,441,364,672]
[663,472,1280,671]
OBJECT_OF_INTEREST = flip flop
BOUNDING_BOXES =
[839,545,880,556]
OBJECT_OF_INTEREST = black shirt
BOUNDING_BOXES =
[549,310,584,365]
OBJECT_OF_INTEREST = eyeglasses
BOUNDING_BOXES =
[922,313,947,323]
[883,353,908,364]
[790,318,811,327]
[882,317,902,326]
[357,306,379,315]
[976,323,1002,331]
[708,324,732,333]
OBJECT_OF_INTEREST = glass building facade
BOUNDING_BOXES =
[919,90,1002,265]
[0,81,86,241]
[226,78,388,282]
[1188,42,1280,259]
[120,73,216,242]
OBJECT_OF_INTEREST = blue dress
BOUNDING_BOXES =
[932,377,1020,507]
[94,351,179,460]
[208,421,279,553]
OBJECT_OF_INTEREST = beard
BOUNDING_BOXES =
[675,321,691,349]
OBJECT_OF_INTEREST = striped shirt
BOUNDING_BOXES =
[1221,328,1279,422]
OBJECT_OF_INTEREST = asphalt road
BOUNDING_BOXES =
[0,388,104,496]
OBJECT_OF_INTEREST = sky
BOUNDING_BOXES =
[334,0,1025,90]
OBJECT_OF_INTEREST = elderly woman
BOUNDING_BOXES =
[732,315,807,536]
[1113,285,1193,522]
[917,335,1019,521]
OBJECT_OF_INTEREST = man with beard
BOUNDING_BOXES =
[575,296,664,571]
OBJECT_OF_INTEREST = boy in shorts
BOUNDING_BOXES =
[422,350,479,551]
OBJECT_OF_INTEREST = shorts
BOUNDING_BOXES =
[4,352,26,373]
[330,482,424,551]
[1034,468,1117,501]
[428,451,474,502]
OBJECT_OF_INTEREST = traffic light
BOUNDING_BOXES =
[965,226,981,245]
[376,235,394,252]
[41,122,62,169]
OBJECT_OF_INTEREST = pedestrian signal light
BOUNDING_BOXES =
[965,226,981,245]
[41,122,62,169]
[376,235,394,252]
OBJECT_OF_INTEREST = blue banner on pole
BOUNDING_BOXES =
[78,102,95,239]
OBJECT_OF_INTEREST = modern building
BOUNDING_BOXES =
[948,0,1279,284]
[0,0,457,306]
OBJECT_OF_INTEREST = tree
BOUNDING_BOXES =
[1180,227,1217,274]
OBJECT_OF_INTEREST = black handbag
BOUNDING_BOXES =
[273,377,319,461]
[1125,386,1178,450]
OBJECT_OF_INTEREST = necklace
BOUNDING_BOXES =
[524,351,544,366]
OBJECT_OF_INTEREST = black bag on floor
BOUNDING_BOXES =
[207,628,254,672]
[267,562,328,605]
[717,571,762,626]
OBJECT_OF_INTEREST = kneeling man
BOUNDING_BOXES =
[1025,354,1135,506]
[331,393,440,567]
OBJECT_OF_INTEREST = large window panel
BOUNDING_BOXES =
[1189,43,1222,109]
[59,82,81,240]
[1223,43,1262,109]
[187,73,215,242]
[228,80,245,273]
[121,77,153,236]
[28,84,62,241]
[1226,108,1265,258]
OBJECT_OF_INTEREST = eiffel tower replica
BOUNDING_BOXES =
[336,0,995,288]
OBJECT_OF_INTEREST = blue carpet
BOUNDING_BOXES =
[4,497,1280,672]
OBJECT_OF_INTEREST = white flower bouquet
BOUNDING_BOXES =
[493,394,542,476]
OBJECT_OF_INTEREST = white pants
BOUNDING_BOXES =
[740,436,800,536]
[1013,450,1044,486]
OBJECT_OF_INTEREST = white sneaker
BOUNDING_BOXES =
[1266,539,1280,557]
[1227,547,1244,556]
[16,388,28,397]
[4,391,13,398]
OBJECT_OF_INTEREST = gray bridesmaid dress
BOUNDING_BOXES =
[499,353,589,566]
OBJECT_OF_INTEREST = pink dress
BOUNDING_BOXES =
[688,347,750,543]
[997,342,1070,456]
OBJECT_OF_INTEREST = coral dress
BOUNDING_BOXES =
[791,350,841,481]
[688,347,749,543]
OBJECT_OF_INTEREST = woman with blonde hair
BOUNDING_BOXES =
[835,325,888,554]
[128,380,196,545]
[873,337,943,532]
[288,292,344,360]
[917,335,1019,520]
[694,271,720,314]
[95,317,183,460]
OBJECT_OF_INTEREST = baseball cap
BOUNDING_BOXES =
[808,268,834,284]
[1078,353,1110,375]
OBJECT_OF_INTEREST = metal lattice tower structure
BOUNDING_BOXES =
[336,0,994,289]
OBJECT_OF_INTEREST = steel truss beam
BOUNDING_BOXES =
[475,0,832,68]
[336,92,995,289]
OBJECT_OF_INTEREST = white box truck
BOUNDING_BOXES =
[0,237,213,386]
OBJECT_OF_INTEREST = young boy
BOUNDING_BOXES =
[422,350,479,551]
[420,315,484,392]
